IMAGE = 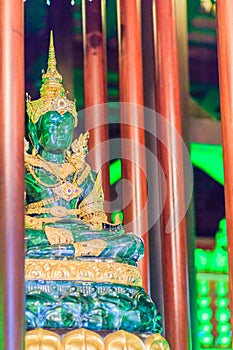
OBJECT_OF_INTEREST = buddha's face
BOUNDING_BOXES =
[38,111,74,153]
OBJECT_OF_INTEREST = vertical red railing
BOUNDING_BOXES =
[153,0,190,348]
[216,0,233,335]
[82,0,110,209]
[0,1,25,349]
[117,0,149,291]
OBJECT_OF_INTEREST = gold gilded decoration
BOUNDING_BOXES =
[25,259,142,287]
[53,182,83,201]
[25,130,110,230]
[25,328,62,350]
[62,329,105,350]
[25,153,86,189]
[145,335,170,350]
[74,239,107,257]
[26,205,80,217]
[25,215,66,230]
[45,226,74,245]
[25,329,169,350]
[26,31,78,126]
[79,173,107,230]
[69,131,90,162]
[105,331,146,350]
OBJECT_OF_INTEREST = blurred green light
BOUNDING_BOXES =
[216,335,232,346]
[216,297,229,309]
[109,159,122,185]
[212,247,229,273]
[219,218,227,233]
[197,280,210,296]
[216,309,230,323]
[197,296,211,308]
[111,211,123,224]
[190,143,224,185]
[197,307,212,323]
[199,323,213,333]
[195,249,211,272]
[217,323,231,335]
[216,281,228,297]
[199,334,214,346]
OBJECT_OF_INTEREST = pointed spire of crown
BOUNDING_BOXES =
[26,31,78,126]
[40,30,64,97]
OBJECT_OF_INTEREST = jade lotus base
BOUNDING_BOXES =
[25,328,170,349]
[26,281,162,333]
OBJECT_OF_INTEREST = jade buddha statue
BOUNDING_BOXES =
[24,32,161,334]
[25,32,141,260]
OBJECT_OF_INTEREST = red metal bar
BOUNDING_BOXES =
[216,0,233,335]
[117,0,149,291]
[0,1,25,349]
[153,0,190,348]
[82,0,110,210]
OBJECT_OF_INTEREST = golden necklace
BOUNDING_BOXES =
[25,155,92,201]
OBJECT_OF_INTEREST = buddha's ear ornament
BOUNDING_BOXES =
[26,30,78,127]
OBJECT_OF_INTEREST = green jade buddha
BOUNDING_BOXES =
[25,32,161,333]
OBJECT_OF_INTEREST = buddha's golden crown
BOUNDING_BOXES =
[26,31,78,126]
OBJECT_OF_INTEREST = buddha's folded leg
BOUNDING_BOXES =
[25,228,144,263]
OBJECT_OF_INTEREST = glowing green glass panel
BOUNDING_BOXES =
[216,297,229,309]
[197,307,212,323]
[216,309,230,323]
[190,143,224,185]
[217,323,231,334]
[109,159,122,185]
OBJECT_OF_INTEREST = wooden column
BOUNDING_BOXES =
[174,0,198,348]
[153,0,190,348]
[141,0,164,321]
[216,0,233,335]
[82,0,110,209]
[117,0,149,291]
[0,1,25,349]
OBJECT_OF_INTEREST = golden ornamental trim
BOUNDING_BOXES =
[25,329,170,350]
[25,259,142,287]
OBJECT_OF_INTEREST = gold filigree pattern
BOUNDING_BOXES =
[73,239,107,257]
[25,329,170,350]
[25,259,142,286]
[45,226,74,245]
